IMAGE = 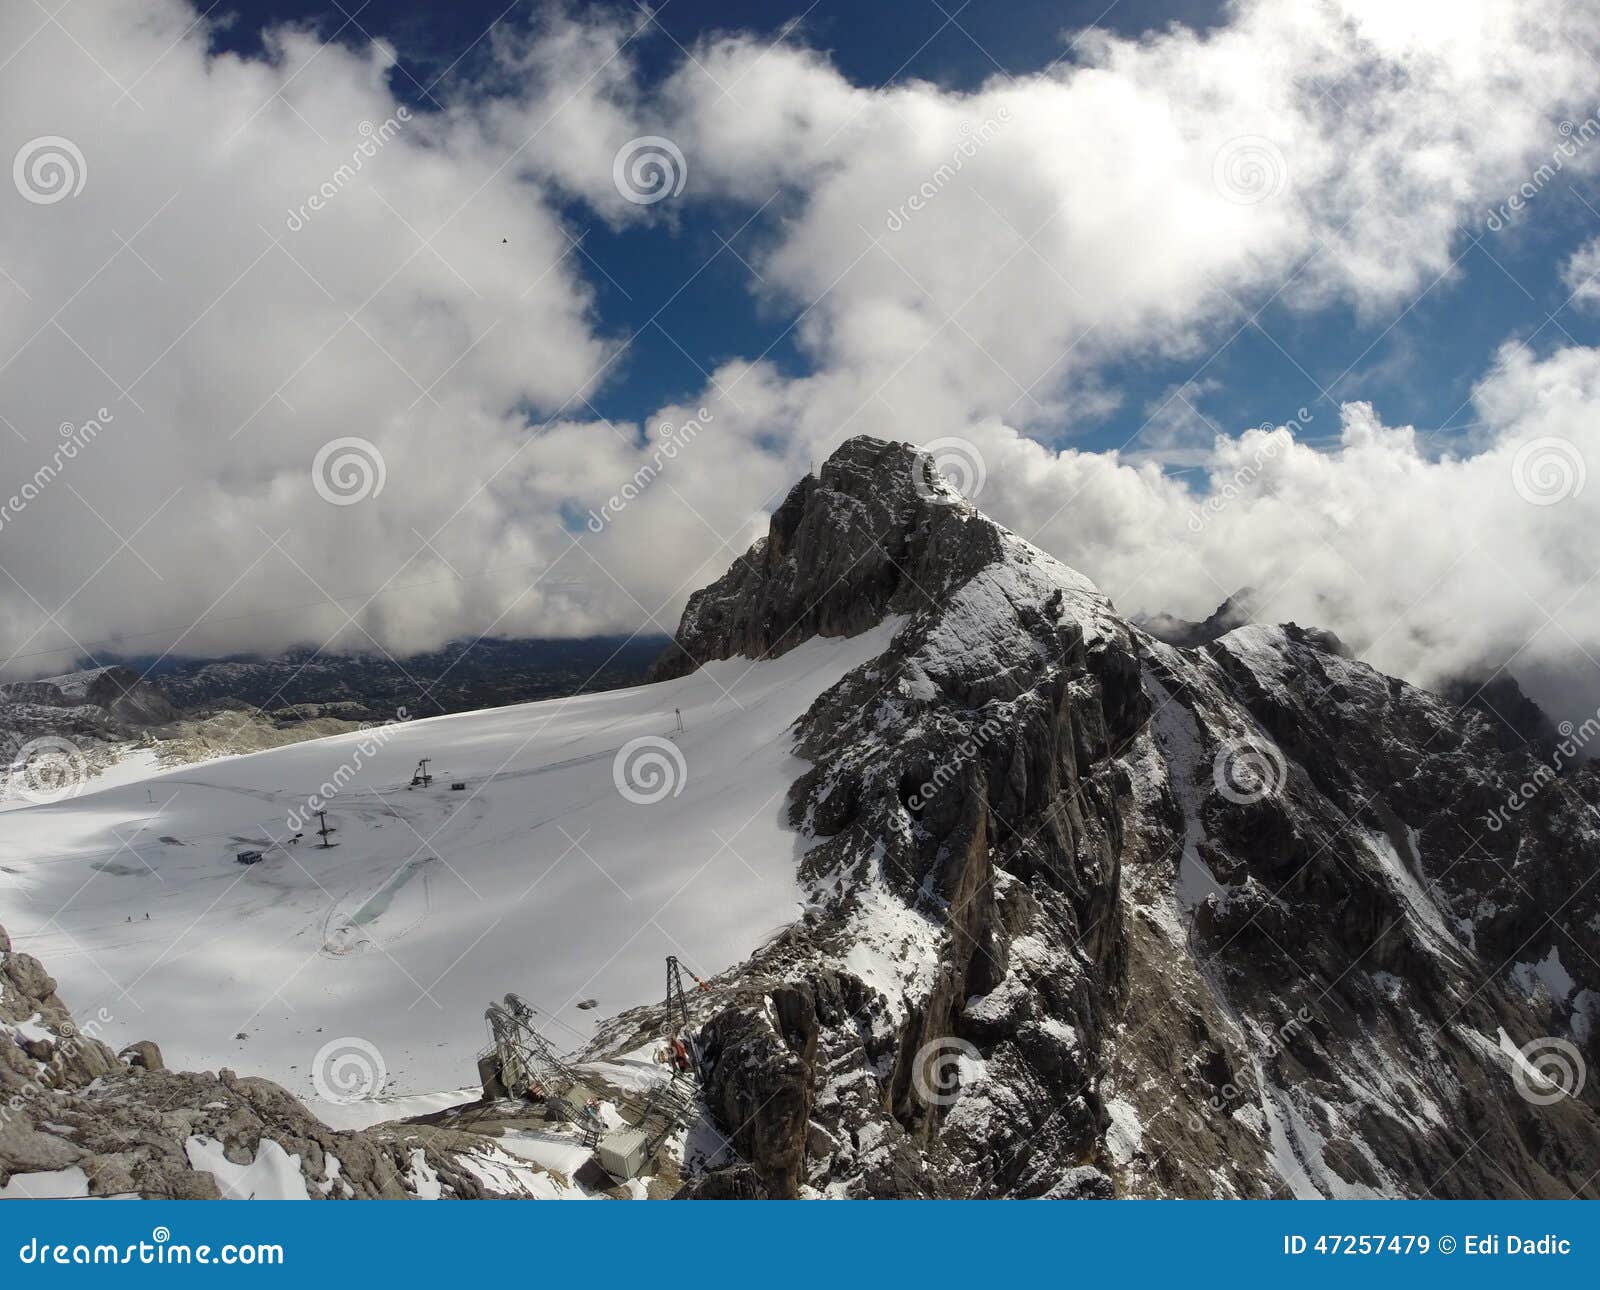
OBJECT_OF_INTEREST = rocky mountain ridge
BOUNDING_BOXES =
[639,435,1600,1198]
[1,923,542,1198]
[5,436,1596,1200]
[1,919,709,1199]
[1,638,664,799]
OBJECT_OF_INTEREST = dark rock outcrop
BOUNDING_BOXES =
[648,436,1600,1200]
[1,922,585,1199]
[698,991,817,1198]
[0,666,177,727]
[1140,588,1259,648]
[1441,671,1560,754]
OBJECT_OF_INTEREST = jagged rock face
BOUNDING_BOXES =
[1,667,179,796]
[1442,672,1560,753]
[1139,588,1261,649]
[0,923,580,1199]
[1,666,177,727]
[698,989,816,1197]
[649,437,1010,680]
[1116,626,1600,1199]
[652,435,1600,1199]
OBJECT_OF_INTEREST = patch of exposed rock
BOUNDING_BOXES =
[0,923,597,1199]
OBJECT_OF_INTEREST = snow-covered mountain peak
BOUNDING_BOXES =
[4,439,1598,1201]
[653,435,1112,682]
[646,439,1600,1199]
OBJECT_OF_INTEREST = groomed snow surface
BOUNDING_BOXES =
[0,624,901,1116]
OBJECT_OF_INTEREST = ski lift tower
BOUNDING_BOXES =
[665,955,692,1036]
[485,1003,572,1101]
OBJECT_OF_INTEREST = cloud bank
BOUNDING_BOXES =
[0,0,1596,721]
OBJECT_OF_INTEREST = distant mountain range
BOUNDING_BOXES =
[129,635,668,720]
[1,637,668,790]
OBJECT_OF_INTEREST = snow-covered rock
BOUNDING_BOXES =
[5,435,1598,1200]
[646,436,1600,1199]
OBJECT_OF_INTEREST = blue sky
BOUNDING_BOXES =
[208,0,1600,475]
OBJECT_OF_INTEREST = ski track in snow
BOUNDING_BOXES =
[0,625,903,1105]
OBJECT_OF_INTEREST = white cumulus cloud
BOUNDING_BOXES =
[0,0,1597,726]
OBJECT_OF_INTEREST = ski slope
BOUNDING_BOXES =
[0,623,900,1109]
